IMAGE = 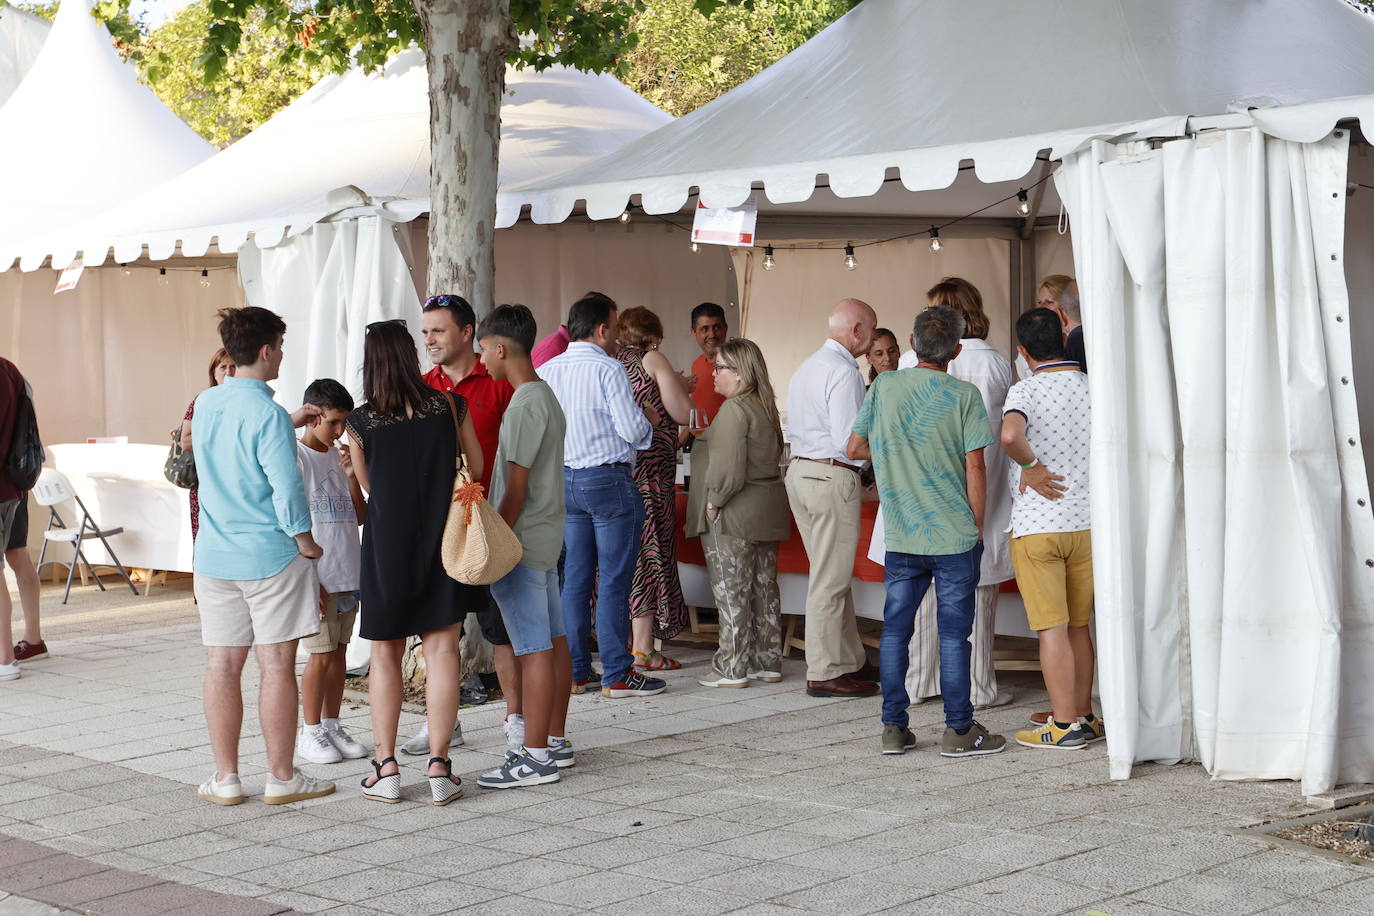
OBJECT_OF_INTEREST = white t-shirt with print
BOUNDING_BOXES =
[295,441,361,593]
[1002,367,1091,537]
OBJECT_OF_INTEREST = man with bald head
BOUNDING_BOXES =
[785,298,880,697]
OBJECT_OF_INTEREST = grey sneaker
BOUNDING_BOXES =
[401,720,464,756]
[549,736,575,769]
[881,725,916,755]
[477,750,561,789]
[940,720,1007,758]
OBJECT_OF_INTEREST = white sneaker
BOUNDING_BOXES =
[401,720,464,756]
[264,768,336,805]
[197,773,243,806]
[698,673,749,688]
[297,726,343,764]
[504,714,526,753]
[0,661,19,681]
[326,723,369,760]
[747,670,783,683]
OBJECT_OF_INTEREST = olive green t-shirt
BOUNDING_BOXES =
[853,367,993,556]
[488,381,567,570]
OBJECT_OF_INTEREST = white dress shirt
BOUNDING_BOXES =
[885,338,1015,584]
[786,338,867,464]
[538,341,653,468]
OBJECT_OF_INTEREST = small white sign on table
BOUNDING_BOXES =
[691,194,758,247]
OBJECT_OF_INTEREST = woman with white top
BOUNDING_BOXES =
[879,277,1016,708]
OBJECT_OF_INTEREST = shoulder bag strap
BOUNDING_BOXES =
[441,392,467,473]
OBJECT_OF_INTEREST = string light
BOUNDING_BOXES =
[690,241,700,253]
[843,244,857,271]
[157,267,168,287]
[200,269,211,289]
[928,227,942,253]
[618,205,633,224]
[1016,189,1031,216]
[120,263,131,277]
[762,245,776,271]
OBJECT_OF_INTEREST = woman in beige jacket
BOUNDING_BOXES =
[686,338,792,687]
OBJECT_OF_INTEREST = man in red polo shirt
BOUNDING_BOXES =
[399,294,524,756]
[685,303,728,422]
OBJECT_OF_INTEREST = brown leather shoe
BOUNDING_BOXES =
[851,660,879,683]
[806,675,879,698]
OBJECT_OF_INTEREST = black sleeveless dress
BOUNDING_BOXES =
[346,390,481,640]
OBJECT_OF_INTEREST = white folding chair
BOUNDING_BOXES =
[32,468,139,604]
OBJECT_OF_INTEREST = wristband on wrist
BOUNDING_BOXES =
[1020,457,1039,470]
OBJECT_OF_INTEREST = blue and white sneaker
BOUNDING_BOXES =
[549,737,575,769]
[477,750,561,789]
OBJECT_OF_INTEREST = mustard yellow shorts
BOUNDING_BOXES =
[1010,530,1094,631]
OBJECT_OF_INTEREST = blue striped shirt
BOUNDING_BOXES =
[192,377,312,580]
[538,342,653,468]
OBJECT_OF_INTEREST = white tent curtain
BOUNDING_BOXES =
[1058,128,1374,794]
[239,216,422,405]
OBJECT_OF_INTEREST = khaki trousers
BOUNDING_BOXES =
[785,462,868,681]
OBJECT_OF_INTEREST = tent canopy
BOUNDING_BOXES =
[0,3,49,106]
[30,47,670,271]
[0,0,213,270]
[495,0,1374,227]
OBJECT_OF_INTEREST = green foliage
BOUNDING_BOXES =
[621,0,857,116]
[14,0,145,54]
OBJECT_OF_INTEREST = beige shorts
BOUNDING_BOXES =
[194,554,321,647]
[301,593,360,654]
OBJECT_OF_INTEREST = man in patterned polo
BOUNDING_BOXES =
[847,305,1006,759]
[1001,308,1101,750]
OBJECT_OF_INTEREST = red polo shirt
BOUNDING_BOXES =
[690,352,726,422]
[423,360,513,492]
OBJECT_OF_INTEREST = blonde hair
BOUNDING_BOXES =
[717,338,782,446]
[616,306,664,350]
[926,277,990,340]
[1038,274,1074,304]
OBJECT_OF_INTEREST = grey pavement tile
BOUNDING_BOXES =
[1306,877,1374,914]
[332,834,466,866]
[27,868,163,907]
[612,847,747,883]
[524,870,667,909]
[0,781,62,805]
[787,807,912,840]
[486,824,624,857]
[881,850,1012,892]
[464,856,596,893]
[608,884,754,916]
[392,844,524,880]
[71,814,203,848]
[364,880,502,914]
[296,865,435,901]
[0,790,90,822]
[0,894,66,915]
[0,850,107,892]
[413,815,535,845]
[260,823,400,856]
[772,874,932,915]
[635,815,762,850]
[1028,847,1194,895]
[701,827,831,861]
[503,796,623,826]
[236,853,361,891]
[24,804,147,836]
[949,871,1109,915]
[1109,831,1271,871]
[0,836,62,868]
[1200,848,1365,895]
[869,894,999,915]
[942,831,1085,870]
[259,890,343,914]
[776,840,910,876]
[183,843,311,879]
[636,788,756,817]
[865,820,1000,854]
[1129,873,1295,915]
[1077,897,1210,916]
[215,812,343,844]
[461,894,586,915]
[1019,816,1156,851]
[698,861,831,900]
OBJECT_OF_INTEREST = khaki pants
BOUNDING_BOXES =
[785,462,868,681]
[906,583,1000,705]
[702,527,782,680]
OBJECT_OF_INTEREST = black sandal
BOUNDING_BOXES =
[427,756,463,806]
[361,756,401,803]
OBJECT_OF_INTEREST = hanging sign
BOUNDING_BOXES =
[54,262,84,294]
[691,194,758,247]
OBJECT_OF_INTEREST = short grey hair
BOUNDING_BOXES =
[912,306,964,367]
[1059,281,1081,322]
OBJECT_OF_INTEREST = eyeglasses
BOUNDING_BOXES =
[366,318,407,332]
[712,363,735,374]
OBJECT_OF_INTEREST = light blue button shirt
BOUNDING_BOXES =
[538,342,653,468]
[192,377,311,580]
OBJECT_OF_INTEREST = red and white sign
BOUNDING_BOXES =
[690,194,758,247]
[54,261,84,294]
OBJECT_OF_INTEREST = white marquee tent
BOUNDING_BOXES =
[498,0,1374,795]
[0,2,49,106]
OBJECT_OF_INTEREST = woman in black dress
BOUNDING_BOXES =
[345,320,483,806]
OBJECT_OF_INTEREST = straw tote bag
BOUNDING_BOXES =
[438,392,522,585]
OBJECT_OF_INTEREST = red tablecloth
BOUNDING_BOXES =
[674,491,886,582]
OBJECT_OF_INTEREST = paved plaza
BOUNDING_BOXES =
[1,577,1372,915]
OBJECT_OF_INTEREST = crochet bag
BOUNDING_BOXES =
[438,392,522,585]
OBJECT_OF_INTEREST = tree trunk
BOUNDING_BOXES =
[415,0,515,314]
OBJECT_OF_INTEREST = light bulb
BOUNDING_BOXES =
[157,267,168,287]
[200,269,211,289]
[928,228,942,253]
[120,263,131,277]
[690,241,700,253]
[1016,189,1031,216]
[618,209,632,224]
[762,246,776,271]
[843,244,857,271]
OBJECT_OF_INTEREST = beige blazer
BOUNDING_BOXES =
[685,395,791,541]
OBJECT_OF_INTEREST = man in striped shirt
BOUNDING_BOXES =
[539,293,667,699]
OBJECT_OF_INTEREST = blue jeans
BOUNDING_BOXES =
[561,465,644,687]
[879,543,983,731]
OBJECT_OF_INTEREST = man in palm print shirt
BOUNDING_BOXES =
[847,306,1007,760]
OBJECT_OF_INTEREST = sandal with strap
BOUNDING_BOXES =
[632,649,681,671]
[427,756,463,806]
[361,756,401,804]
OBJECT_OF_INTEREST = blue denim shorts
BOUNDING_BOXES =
[489,564,566,656]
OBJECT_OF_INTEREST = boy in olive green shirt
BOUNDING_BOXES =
[476,305,573,789]
[847,305,1006,760]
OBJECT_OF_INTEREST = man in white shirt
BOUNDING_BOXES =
[1000,308,1100,751]
[785,298,879,698]
[539,293,667,700]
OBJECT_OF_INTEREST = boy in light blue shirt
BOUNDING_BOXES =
[191,306,334,808]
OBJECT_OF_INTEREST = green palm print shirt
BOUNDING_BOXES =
[853,367,994,557]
